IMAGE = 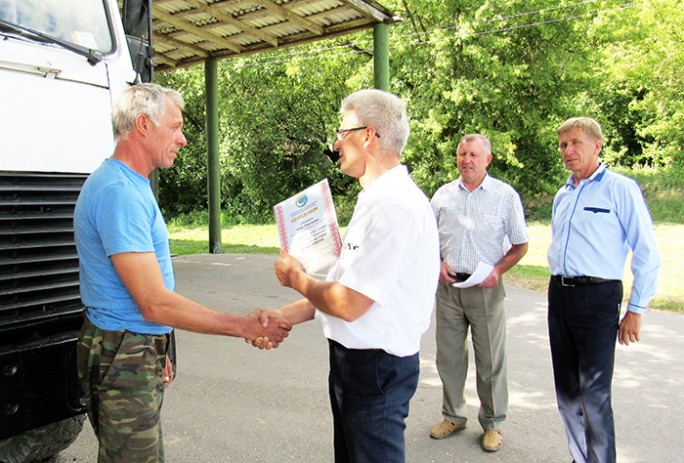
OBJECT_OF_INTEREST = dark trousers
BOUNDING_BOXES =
[548,278,623,463]
[328,340,419,463]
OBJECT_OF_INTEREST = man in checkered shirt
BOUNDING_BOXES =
[428,134,529,453]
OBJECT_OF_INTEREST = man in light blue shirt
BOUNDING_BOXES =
[547,117,660,463]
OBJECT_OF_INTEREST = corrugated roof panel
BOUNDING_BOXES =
[142,0,395,70]
[156,0,192,15]
[289,1,335,17]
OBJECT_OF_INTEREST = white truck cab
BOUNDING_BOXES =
[1,0,137,173]
[0,1,150,460]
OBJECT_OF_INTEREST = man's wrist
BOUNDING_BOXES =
[290,266,308,294]
[626,303,646,315]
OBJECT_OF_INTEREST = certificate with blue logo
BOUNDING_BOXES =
[274,179,342,274]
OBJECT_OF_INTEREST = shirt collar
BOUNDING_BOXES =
[360,164,408,199]
[108,157,150,184]
[457,173,491,191]
[565,163,607,188]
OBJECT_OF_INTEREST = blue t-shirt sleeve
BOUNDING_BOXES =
[92,182,155,257]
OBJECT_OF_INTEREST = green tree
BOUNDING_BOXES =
[156,69,210,217]
[155,0,683,223]
[593,0,684,167]
[387,0,607,201]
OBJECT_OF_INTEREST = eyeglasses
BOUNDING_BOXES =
[335,126,381,141]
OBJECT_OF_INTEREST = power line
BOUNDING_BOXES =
[215,1,641,70]
[420,0,604,35]
[400,2,639,50]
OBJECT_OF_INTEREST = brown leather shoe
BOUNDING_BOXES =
[482,429,503,452]
[429,419,466,439]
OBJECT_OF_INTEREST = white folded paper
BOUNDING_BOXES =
[451,262,494,288]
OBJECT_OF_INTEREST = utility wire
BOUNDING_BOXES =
[209,1,641,70]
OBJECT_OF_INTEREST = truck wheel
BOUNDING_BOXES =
[0,415,86,463]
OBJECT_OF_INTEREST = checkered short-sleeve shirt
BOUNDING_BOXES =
[430,174,528,274]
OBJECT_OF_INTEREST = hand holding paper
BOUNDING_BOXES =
[451,262,495,288]
[274,249,304,289]
[273,179,341,274]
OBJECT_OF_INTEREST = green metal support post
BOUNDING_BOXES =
[205,58,221,253]
[373,22,390,91]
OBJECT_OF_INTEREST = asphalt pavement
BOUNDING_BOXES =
[57,253,684,463]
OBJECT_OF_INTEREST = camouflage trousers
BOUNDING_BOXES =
[77,316,169,463]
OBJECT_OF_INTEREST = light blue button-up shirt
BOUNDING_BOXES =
[547,164,660,313]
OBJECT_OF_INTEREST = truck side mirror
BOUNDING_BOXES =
[122,0,154,83]
[126,35,155,84]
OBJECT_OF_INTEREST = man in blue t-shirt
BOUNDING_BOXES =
[74,83,290,463]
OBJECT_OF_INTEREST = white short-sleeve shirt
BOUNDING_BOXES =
[315,165,440,357]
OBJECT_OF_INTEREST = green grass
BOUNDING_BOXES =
[506,222,683,313]
[169,221,682,313]
[168,222,281,255]
[614,165,684,224]
[507,166,684,312]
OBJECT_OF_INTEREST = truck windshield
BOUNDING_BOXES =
[0,0,113,53]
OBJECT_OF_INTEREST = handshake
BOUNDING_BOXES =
[243,249,310,350]
[245,307,290,350]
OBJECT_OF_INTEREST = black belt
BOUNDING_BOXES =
[449,272,472,282]
[552,275,619,287]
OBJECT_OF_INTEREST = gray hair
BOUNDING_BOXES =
[459,134,492,155]
[340,89,410,155]
[112,83,184,140]
[557,117,603,142]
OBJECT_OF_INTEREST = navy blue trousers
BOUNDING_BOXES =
[548,278,622,463]
[328,340,419,463]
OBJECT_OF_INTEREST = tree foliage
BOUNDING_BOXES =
[156,0,683,223]
[391,0,604,199]
[592,0,684,167]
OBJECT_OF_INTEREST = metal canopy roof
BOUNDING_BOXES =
[147,0,397,71]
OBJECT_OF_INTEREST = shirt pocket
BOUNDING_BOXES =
[473,212,503,232]
[576,204,616,231]
[583,206,611,214]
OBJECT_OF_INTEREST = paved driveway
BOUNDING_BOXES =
[58,253,684,462]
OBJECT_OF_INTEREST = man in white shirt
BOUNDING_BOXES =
[255,89,440,463]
